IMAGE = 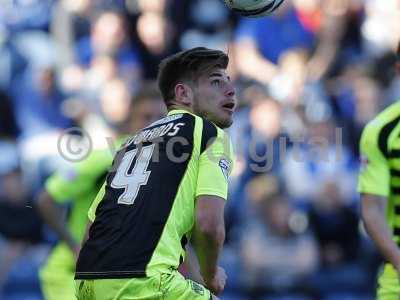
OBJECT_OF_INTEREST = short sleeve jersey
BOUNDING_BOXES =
[75,110,235,279]
[42,148,114,272]
[46,149,113,242]
[358,100,400,244]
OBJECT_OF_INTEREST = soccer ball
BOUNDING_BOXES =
[223,0,285,17]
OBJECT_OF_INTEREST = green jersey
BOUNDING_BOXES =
[358,101,400,245]
[43,149,113,269]
[40,144,125,300]
[75,109,235,279]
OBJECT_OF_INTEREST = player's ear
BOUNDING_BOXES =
[174,83,194,107]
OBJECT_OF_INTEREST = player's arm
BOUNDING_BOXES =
[361,193,400,270]
[192,126,234,295]
[37,190,80,257]
[183,244,204,284]
[37,150,111,258]
[192,195,226,294]
[358,121,400,270]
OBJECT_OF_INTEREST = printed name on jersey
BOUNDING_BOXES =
[127,122,186,145]
[219,158,231,181]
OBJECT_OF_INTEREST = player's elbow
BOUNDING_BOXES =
[196,215,225,244]
[361,205,379,229]
[195,196,226,244]
[360,194,386,227]
[360,202,370,223]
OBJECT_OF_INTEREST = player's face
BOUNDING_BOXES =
[192,68,236,129]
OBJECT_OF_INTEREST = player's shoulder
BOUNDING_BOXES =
[89,148,114,160]
[50,147,111,182]
[194,116,227,154]
[78,148,114,170]
[365,101,400,132]
[361,101,400,154]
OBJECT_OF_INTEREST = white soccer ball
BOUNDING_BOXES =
[223,0,286,17]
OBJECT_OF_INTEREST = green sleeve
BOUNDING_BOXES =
[45,149,113,203]
[358,122,390,197]
[195,129,235,200]
[88,182,106,222]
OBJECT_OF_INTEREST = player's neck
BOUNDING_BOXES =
[167,104,193,114]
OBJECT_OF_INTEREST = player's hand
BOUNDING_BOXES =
[203,266,227,295]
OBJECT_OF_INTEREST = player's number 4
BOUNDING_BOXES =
[111,144,155,205]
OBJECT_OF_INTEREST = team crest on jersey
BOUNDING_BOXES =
[189,280,205,296]
[219,158,231,181]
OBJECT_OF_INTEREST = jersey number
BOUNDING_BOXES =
[111,144,155,205]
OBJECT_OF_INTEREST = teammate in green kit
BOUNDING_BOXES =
[359,42,400,300]
[74,47,236,300]
[37,84,165,300]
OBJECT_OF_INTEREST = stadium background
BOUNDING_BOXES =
[0,0,399,299]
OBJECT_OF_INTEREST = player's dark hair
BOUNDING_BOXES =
[157,47,229,107]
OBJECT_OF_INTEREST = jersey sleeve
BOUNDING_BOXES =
[45,150,112,204]
[196,128,235,200]
[358,122,390,197]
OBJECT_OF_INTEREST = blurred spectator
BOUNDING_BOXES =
[0,90,18,138]
[361,0,400,59]
[308,181,370,298]
[178,0,233,50]
[329,62,381,155]
[0,34,28,90]
[302,0,348,81]
[75,10,142,88]
[268,49,309,105]
[234,0,350,97]
[0,0,54,32]
[50,0,129,69]
[281,119,357,208]
[50,0,92,68]
[9,63,74,192]
[238,192,318,299]
[227,88,288,234]
[128,0,167,15]
[11,66,72,138]
[70,55,119,104]
[309,181,360,267]
[77,77,134,149]
[135,11,177,79]
[0,166,44,292]
[0,169,43,243]
[234,1,315,84]
[242,96,285,174]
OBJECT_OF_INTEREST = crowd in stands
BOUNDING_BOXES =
[0,0,399,299]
